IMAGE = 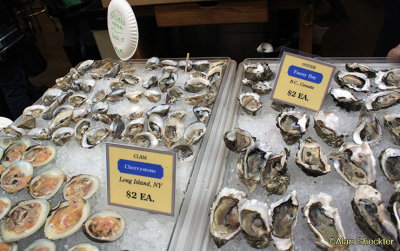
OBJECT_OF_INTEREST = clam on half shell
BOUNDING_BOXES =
[63,174,100,200]
[23,239,56,251]
[28,168,67,200]
[83,210,126,242]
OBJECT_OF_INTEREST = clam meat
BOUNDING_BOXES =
[28,168,66,200]
[83,210,126,242]
[1,139,31,167]
[21,145,57,167]
[0,197,11,220]
[63,174,100,200]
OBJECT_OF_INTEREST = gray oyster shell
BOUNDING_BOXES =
[329,88,363,112]
[166,86,184,105]
[23,105,46,119]
[144,90,162,103]
[142,76,158,89]
[163,118,185,147]
[159,72,178,92]
[120,73,141,86]
[107,88,126,102]
[207,65,223,88]
[352,108,382,145]
[223,128,254,153]
[27,128,50,140]
[178,60,193,71]
[109,79,124,91]
[244,63,273,81]
[261,148,290,195]
[171,144,195,162]
[304,193,347,250]
[69,94,87,107]
[185,88,216,107]
[146,57,159,71]
[79,79,95,93]
[238,199,270,249]
[314,110,346,148]
[42,88,63,106]
[330,142,376,189]
[184,78,210,93]
[296,137,331,176]
[335,71,370,92]
[379,148,400,184]
[209,187,247,248]
[193,60,209,72]
[183,122,206,145]
[352,185,399,250]
[345,63,376,78]
[91,90,108,104]
[276,111,309,145]
[237,143,268,193]
[91,101,108,114]
[375,69,400,90]
[365,91,400,111]
[110,115,125,139]
[146,104,170,117]
[384,114,400,145]
[125,105,143,120]
[193,106,212,123]
[168,110,187,120]
[238,93,262,116]
[269,191,298,251]
[49,108,73,132]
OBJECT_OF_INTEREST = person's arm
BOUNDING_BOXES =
[387,43,400,62]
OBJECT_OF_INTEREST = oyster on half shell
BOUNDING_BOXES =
[296,137,331,176]
[345,63,376,78]
[330,142,376,189]
[269,191,298,251]
[384,114,400,145]
[276,111,309,145]
[223,128,254,153]
[379,148,400,184]
[335,71,370,92]
[352,185,399,250]
[353,108,382,145]
[365,91,400,111]
[329,88,363,112]
[209,188,247,248]
[238,93,262,116]
[304,193,348,250]
[314,110,346,148]
[239,199,270,249]
[375,69,400,90]
[261,148,290,195]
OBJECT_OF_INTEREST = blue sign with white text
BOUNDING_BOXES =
[288,65,323,84]
[118,159,164,179]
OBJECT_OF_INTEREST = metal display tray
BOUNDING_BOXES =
[171,57,400,251]
[7,57,237,250]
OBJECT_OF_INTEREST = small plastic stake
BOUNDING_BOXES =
[185,53,190,74]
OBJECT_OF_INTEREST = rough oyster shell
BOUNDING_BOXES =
[27,128,50,140]
[237,143,268,193]
[142,76,159,89]
[329,88,364,112]
[125,105,143,120]
[69,94,87,107]
[238,199,270,249]
[146,57,159,71]
[193,106,212,123]
[28,168,66,200]
[42,88,63,106]
[44,199,91,240]
[159,72,178,92]
[91,101,108,114]
[384,114,400,145]
[144,90,162,103]
[16,117,36,130]
[83,210,126,242]
[269,191,298,251]
[276,111,309,145]
[345,63,376,78]
[166,86,184,104]
[49,108,73,132]
[209,187,247,248]
[22,105,46,119]
[81,128,109,148]
[107,88,126,102]
[238,93,262,116]
[185,87,216,107]
[146,104,170,117]
[365,90,400,111]
[91,90,108,104]
[352,108,382,145]
[330,142,376,189]
[1,199,49,241]
[261,148,290,195]
[0,137,12,160]
[193,60,209,72]
[379,148,400,184]
[52,127,74,146]
[184,78,210,93]
[163,118,185,147]
[223,128,254,153]
[244,63,273,81]
[335,71,370,92]
[296,137,331,176]
[207,65,223,88]
[375,68,400,90]
[2,125,25,140]
[352,185,399,250]
[314,110,346,148]
[304,193,347,250]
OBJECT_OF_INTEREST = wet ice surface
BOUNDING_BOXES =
[3,59,227,250]
[208,61,399,251]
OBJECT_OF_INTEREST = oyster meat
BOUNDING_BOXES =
[223,128,254,153]
[83,210,126,242]
[352,185,399,250]
[69,94,87,107]
[365,91,400,111]
[261,148,290,195]
[28,168,66,200]
[375,69,400,90]
[238,93,262,115]
[353,108,382,145]
[75,119,92,144]
[1,199,50,241]
[276,111,309,145]
[238,199,270,249]
[335,71,370,92]
[185,88,216,107]
[209,187,247,248]
[304,193,347,250]
[384,114,400,145]
[345,63,376,78]
[314,110,346,148]
[142,76,158,89]
[122,118,145,141]
[379,148,400,184]
[184,78,210,93]
[330,142,376,188]
[296,137,331,176]
[269,191,298,251]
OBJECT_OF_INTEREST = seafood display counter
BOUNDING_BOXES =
[0,57,236,250]
[172,58,400,251]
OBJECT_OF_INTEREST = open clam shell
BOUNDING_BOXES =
[28,168,66,200]
[1,138,31,167]
[83,210,126,242]
[0,161,33,193]
[21,145,57,167]
[23,239,56,251]
[63,174,100,200]
[67,243,99,251]
[0,197,12,220]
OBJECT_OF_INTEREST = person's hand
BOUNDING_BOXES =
[387,43,400,62]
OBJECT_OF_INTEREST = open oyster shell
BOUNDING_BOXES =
[329,88,364,112]
[352,108,382,145]
[209,187,247,248]
[243,63,273,81]
[238,92,262,116]
[365,90,400,111]
[146,57,159,71]
[375,69,400,90]
[389,183,400,238]
[384,114,400,145]
[296,137,331,176]
[379,148,400,184]
[1,199,50,241]
[335,71,370,92]
[237,143,268,193]
[238,199,270,249]
[81,128,109,148]
[345,63,376,78]
[352,185,399,250]
[276,111,309,145]
[223,128,254,153]
[261,148,290,195]
[269,191,298,251]
[171,144,195,162]
[330,142,376,189]
[304,193,347,250]
[314,110,346,148]
[147,114,164,140]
